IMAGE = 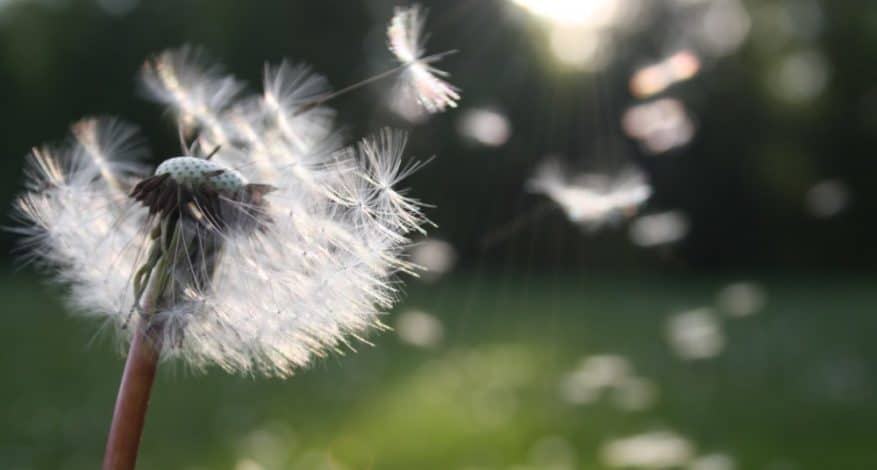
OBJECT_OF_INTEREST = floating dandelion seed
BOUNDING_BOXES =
[611,376,659,412]
[394,309,444,348]
[14,45,440,469]
[629,211,690,247]
[527,158,651,230]
[623,98,696,154]
[528,435,578,468]
[688,453,737,470]
[456,107,512,147]
[665,308,725,360]
[601,430,696,469]
[716,281,767,318]
[805,179,849,218]
[769,49,831,104]
[388,5,461,113]
[558,354,658,411]
[409,237,457,283]
[693,0,751,57]
[630,50,701,98]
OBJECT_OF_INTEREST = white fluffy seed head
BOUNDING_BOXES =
[15,47,434,378]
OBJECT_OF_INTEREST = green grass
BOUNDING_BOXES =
[1,273,876,469]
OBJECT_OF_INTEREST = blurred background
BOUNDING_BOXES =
[1,0,876,468]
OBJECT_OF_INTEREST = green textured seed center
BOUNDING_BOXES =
[155,156,247,192]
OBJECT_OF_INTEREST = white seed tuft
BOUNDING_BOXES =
[15,47,434,377]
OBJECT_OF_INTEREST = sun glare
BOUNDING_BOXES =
[510,0,623,27]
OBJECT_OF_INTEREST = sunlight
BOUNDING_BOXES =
[510,0,625,28]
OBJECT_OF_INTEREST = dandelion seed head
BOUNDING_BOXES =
[15,46,433,377]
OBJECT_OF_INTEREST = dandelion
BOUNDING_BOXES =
[13,46,436,469]
[387,4,461,113]
[526,158,651,230]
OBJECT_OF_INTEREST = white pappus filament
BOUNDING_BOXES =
[388,4,461,113]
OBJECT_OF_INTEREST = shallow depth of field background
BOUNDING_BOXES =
[1,1,875,469]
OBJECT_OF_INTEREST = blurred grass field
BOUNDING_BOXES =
[1,273,876,469]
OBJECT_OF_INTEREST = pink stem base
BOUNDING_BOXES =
[102,329,160,470]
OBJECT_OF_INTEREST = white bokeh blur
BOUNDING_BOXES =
[395,310,445,349]
[457,108,512,148]
[601,430,695,469]
[629,211,691,247]
[665,308,725,360]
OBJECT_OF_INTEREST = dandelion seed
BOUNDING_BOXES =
[527,158,651,230]
[601,430,695,469]
[559,354,633,405]
[528,435,578,468]
[630,50,701,98]
[805,179,849,218]
[395,310,444,348]
[610,376,659,412]
[456,108,512,147]
[234,459,265,470]
[716,281,767,318]
[623,98,696,154]
[409,238,457,282]
[687,453,736,470]
[629,211,690,247]
[387,5,461,113]
[665,308,725,360]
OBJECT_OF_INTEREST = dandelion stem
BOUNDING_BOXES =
[103,229,175,470]
[101,321,161,470]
